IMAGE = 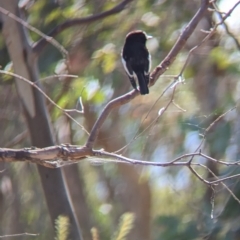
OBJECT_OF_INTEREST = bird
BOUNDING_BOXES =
[121,30,152,95]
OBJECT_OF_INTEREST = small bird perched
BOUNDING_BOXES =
[121,30,152,95]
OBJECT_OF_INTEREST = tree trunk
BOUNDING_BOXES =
[0,1,82,239]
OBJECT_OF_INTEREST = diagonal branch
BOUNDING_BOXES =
[85,0,210,149]
[0,6,68,57]
[179,0,240,76]
[86,90,138,148]
[150,0,210,84]
[0,70,89,134]
[213,1,240,51]
[33,0,134,54]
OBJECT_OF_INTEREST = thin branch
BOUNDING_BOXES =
[185,107,235,165]
[144,76,181,121]
[200,152,240,166]
[115,82,179,154]
[188,164,211,185]
[199,163,240,205]
[0,70,89,135]
[213,1,240,51]
[188,163,240,189]
[210,173,240,185]
[40,74,78,82]
[179,0,240,75]
[33,0,134,54]
[0,233,39,238]
[92,149,189,166]
[5,130,28,148]
[0,6,68,58]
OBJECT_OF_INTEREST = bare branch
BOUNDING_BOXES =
[188,164,211,185]
[219,17,240,50]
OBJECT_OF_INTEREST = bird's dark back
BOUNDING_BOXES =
[122,41,149,71]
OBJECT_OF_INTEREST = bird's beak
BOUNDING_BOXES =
[146,35,153,39]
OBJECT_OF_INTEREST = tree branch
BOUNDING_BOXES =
[86,90,138,148]
[1,145,240,180]
[150,0,210,84]
[0,70,89,135]
[86,0,210,149]
[33,0,134,54]
[0,6,68,58]
[179,0,240,76]
[215,2,240,51]
[1,143,240,193]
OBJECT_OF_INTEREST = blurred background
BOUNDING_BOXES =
[1,0,240,239]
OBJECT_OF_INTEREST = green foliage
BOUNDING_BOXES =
[1,0,240,239]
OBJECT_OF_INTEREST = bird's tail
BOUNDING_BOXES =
[136,72,149,95]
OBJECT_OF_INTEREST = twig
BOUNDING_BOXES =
[115,82,179,154]
[199,163,240,205]
[5,130,28,148]
[144,76,180,121]
[39,74,78,82]
[0,233,39,238]
[213,1,240,51]
[185,106,236,165]
[188,164,211,185]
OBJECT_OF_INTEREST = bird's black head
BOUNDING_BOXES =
[125,30,151,45]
